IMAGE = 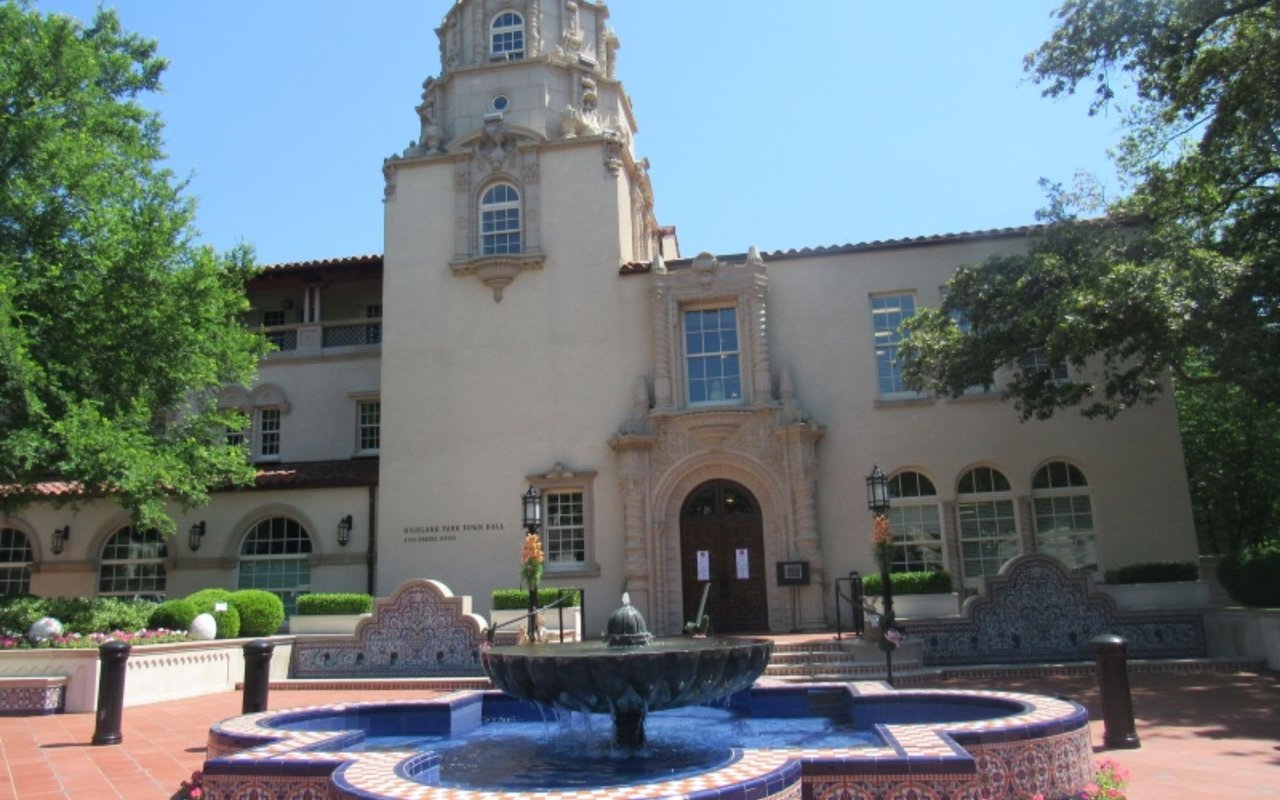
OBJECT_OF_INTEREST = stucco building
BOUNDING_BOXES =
[3,0,1198,634]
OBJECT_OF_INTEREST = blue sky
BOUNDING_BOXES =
[38,1,1128,266]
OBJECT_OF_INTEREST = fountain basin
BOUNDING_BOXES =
[202,681,1094,800]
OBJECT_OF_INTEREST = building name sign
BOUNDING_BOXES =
[402,522,505,544]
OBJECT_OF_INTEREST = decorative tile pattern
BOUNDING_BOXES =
[200,683,1091,800]
[910,555,1206,665]
[290,580,488,679]
[0,678,65,716]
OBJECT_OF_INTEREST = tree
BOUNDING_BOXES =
[0,5,266,535]
[901,0,1280,421]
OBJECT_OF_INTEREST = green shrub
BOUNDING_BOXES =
[491,587,582,610]
[862,570,953,596]
[0,596,49,636]
[1218,541,1280,607]
[295,593,373,615]
[149,599,199,631]
[185,588,234,612]
[209,605,241,638]
[30,597,154,635]
[228,589,285,636]
[1103,561,1199,584]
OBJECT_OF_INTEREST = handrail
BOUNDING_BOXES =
[486,591,579,644]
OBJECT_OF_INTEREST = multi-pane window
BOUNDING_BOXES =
[257,407,281,459]
[683,308,742,405]
[262,310,286,327]
[1021,349,1069,383]
[490,11,525,59]
[480,184,521,255]
[886,472,945,573]
[98,526,167,600]
[871,293,918,396]
[1032,461,1097,571]
[364,304,382,345]
[238,517,313,616]
[358,400,381,453]
[544,490,585,570]
[0,528,33,595]
[956,466,1019,586]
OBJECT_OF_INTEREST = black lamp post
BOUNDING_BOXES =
[865,464,895,685]
[521,486,542,642]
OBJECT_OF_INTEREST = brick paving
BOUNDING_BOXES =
[0,669,1274,799]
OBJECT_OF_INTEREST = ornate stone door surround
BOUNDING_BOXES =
[611,250,826,633]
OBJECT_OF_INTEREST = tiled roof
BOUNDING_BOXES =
[259,254,383,273]
[620,224,1044,274]
[6,459,379,500]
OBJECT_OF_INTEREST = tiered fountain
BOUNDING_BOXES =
[481,594,773,746]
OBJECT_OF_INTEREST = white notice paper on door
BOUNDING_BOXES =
[697,550,710,581]
[736,548,749,579]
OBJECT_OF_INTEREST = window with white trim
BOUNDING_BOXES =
[871,293,919,397]
[98,526,167,600]
[480,183,522,255]
[1032,461,1097,571]
[0,527,33,595]
[238,517,312,616]
[256,407,281,460]
[357,400,381,454]
[544,490,585,569]
[490,11,525,60]
[683,307,742,406]
[886,472,945,573]
[529,465,597,576]
[1021,349,1069,383]
[956,466,1020,586]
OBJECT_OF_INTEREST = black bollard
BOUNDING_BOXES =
[242,639,276,714]
[92,639,131,745]
[1089,633,1141,749]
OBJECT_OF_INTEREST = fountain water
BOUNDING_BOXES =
[480,594,773,746]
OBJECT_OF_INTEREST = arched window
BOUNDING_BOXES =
[1032,461,1097,571]
[238,517,312,615]
[98,526,167,600]
[490,11,525,60]
[886,471,944,573]
[480,183,522,255]
[956,466,1019,586]
[0,528,33,595]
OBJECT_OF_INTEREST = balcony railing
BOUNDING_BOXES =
[260,319,382,356]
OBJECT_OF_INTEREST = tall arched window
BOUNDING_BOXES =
[0,528,33,595]
[480,183,522,255]
[956,466,1020,586]
[490,11,525,60]
[98,526,167,600]
[1032,461,1097,571]
[238,517,312,615]
[886,471,944,573]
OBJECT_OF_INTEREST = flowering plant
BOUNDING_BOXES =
[1,628,191,650]
[870,513,901,653]
[171,770,204,799]
[520,533,544,589]
[1032,758,1128,800]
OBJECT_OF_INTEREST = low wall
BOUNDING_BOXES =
[1202,607,1280,670]
[0,638,293,713]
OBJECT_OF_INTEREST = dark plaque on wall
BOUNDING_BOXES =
[776,560,810,586]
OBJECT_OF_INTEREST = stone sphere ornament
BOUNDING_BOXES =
[26,616,63,644]
[189,612,218,641]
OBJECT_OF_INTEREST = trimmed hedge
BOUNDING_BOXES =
[185,588,234,612]
[1218,541,1280,607]
[149,599,199,631]
[228,589,285,636]
[209,606,241,639]
[1103,561,1199,584]
[862,570,953,596]
[295,593,374,615]
[491,587,582,610]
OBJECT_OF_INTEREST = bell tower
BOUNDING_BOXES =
[382,0,656,301]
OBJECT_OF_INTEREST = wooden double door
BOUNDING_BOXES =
[680,480,768,633]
